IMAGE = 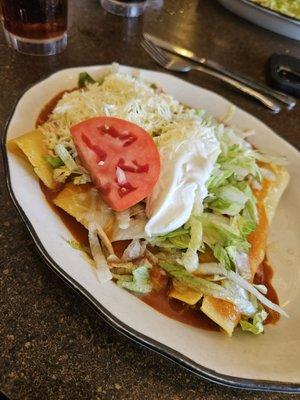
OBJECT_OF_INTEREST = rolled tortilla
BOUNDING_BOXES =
[7,129,57,190]
[201,165,289,335]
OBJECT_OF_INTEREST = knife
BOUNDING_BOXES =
[143,32,296,109]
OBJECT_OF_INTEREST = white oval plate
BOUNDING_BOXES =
[3,65,300,393]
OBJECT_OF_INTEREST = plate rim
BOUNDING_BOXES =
[242,0,300,24]
[2,66,300,393]
[223,0,300,25]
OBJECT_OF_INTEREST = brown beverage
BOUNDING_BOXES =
[0,0,67,40]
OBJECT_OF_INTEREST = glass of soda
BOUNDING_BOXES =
[0,0,68,55]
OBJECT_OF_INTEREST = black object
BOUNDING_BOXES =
[267,54,300,98]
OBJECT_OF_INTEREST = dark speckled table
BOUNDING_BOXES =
[0,1,299,399]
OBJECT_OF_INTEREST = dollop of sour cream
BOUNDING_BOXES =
[145,120,220,236]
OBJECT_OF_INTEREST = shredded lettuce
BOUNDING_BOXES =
[88,223,112,283]
[154,133,261,274]
[195,212,251,275]
[232,214,256,237]
[54,144,78,171]
[68,239,91,255]
[201,213,248,250]
[252,0,300,20]
[212,242,250,278]
[236,181,259,224]
[181,216,203,272]
[150,123,264,278]
[254,284,268,295]
[168,235,190,249]
[161,227,190,238]
[222,279,255,316]
[223,268,288,317]
[243,196,259,225]
[217,144,262,182]
[206,168,233,190]
[149,227,190,249]
[201,129,260,278]
[160,260,288,318]
[208,184,249,216]
[117,264,152,294]
[159,261,256,315]
[240,306,268,334]
[213,243,232,270]
[44,155,63,168]
[78,72,97,88]
[226,246,250,279]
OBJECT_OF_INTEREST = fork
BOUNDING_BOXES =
[141,38,281,113]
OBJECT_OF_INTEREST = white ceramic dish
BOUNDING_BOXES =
[218,0,300,41]
[3,65,300,392]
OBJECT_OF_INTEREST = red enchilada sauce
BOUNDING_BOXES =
[142,285,219,331]
[37,92,280,332]
[36,90,73,127]
[40,183,89,246]
[40,182,221,332]
[254,261,280,324]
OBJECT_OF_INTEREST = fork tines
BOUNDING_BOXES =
[141,38,170,67]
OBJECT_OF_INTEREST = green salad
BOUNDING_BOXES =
[252,0,300,20]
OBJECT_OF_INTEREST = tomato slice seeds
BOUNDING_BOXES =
[71,117,160,211]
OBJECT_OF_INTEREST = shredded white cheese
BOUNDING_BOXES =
[39,65,205,185]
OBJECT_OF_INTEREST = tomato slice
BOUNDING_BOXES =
[71,117,160,212]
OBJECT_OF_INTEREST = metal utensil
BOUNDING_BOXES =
[141,38,281,113]
[143,33,296,109]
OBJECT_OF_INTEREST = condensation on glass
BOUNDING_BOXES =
[100,0,147,17]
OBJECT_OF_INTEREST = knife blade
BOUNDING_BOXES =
[143,32,206,65]
[143,32,296,109]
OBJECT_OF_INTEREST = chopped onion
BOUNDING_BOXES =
[116,166,127,185]
[112,218,146,241]
[122,239,146,261]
